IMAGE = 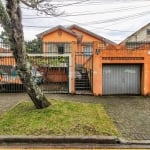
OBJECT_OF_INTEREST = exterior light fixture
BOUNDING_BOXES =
[96,49,100,55]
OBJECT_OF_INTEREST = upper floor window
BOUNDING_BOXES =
[45,42,71,54]
[83,43,93,57]
[58,45,64,54]
[147,29,150,36]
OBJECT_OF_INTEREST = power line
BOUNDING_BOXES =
[22,9,150,31]
[57,11,150,33]
[57,10,150,27]
[82,11,150,25]
[22,13,143,32]
[97,13,150,29]
[20,0,150,34]
[53,0,91,8]
[23,24,135,33]
[21,0,91,10]
[95,28,134,32]
[22,8,150,29]
[22,4,150,19]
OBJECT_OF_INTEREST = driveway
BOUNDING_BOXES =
[0,93,150,140]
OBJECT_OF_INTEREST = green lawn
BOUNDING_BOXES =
[0,100,119,136]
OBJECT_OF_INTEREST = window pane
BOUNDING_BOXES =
[147,29,150,36]
[58,46,64,54]
[83,43,93,57]
[45,42,71,53]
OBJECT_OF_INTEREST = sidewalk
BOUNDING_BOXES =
[0,136,150,149]
[0,93,29,114]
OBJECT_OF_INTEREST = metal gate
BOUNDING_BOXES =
[30,55,70,93]
[102,64,141,95]
[75,42,93,94]
[0,57,25,92]
[0,56,69,93]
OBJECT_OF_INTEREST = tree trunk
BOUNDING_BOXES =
[0,0,50,109]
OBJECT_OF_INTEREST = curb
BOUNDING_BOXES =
[118,138,150,145]
[0,136,120,144]
[0,136,150,148]
[126,140,150,145]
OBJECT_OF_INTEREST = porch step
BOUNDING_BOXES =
[76,79,89,83]
[76,84,90,88]
[75,80,90,85]
[75,85,91,90]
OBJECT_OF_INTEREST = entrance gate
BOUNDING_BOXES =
[75,42,93,94]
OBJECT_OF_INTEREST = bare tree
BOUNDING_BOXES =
[0,0,60,109]
[21,0,60,15]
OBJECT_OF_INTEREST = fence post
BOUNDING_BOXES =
[71,41,76,93]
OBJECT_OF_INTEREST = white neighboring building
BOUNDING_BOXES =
[121,23,150,49]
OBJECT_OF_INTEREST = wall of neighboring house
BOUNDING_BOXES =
[0,57,15,66]
[126,24,150,42]
[0,57,15,81]
[0,57,22,85]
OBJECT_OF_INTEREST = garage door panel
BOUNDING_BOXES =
[102,64,141,95]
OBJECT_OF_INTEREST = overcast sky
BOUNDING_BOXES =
[1,0,150,43]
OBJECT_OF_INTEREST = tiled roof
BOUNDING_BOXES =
[36,25,81,39]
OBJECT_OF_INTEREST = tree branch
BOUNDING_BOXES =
[20,0,62,16]
[0,0,12,34]
[21,0,46,7]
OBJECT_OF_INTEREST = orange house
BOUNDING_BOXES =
[36,25,114,94]
[36,24,150,96]
[1,24,150,95]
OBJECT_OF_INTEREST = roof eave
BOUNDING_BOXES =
[68,24,116,45]
[36,25,79,39]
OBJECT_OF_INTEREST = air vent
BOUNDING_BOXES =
[102,57,144,60]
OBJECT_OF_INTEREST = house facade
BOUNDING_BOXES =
[1,24,150,95]
[36,25,116,94]
[36,24,150,95]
